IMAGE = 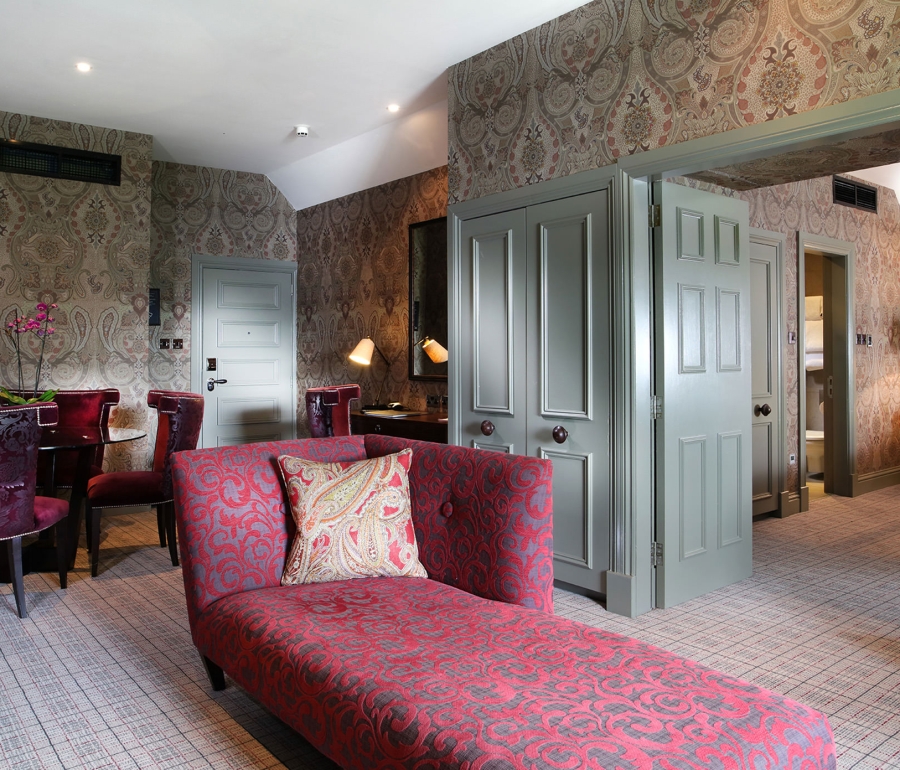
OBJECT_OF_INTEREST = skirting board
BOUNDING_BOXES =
[605,571,638,618]
[851,466,900,497]
[778,491,802,518]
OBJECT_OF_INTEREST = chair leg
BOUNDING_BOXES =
[5,537,27,619]
[156,504,167,548]
[163,502,179,567]
[201,655,226,691]
[89,503,102,578]
[55,522,68,590]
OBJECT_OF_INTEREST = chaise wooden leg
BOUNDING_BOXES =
[163,502,179,567]
[6,537,27,619]
[202,655,226,691]
[89,503,102,578]
[55,522,68,590]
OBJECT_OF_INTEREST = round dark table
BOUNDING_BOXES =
[38,427,147,569]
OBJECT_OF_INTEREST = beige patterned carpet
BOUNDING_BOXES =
[2,488,899,768]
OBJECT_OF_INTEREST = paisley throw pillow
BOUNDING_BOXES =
[278,448,428,585]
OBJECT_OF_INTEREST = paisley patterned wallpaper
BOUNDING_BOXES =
[149,162,297,394]
[0,111,153,471]
[296,167,447,436]
[448,0,900,204]
[675,173,900,494]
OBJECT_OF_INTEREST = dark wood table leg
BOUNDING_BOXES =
[66,447,93,569]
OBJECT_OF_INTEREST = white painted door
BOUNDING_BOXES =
[654,181,752,608]
[198,265,296,448]
[750,234,781,516]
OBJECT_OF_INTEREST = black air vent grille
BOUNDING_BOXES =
[833,176,877,213]
[0,139,121,186]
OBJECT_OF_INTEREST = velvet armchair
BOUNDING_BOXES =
[85,391,204,577]
[0,402,69,618]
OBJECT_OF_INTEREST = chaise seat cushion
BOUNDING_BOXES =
[193,577,835,770]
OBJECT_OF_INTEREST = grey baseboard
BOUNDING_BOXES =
[850,467,900,497]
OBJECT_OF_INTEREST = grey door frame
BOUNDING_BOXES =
[190,254,299,444]
[797,233,856,501]
[749,228,788,517]
[451,89,900,618]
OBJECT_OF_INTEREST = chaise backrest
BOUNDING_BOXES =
[172,436,368,630]
[364,435,554,612]
[172,435,554,635]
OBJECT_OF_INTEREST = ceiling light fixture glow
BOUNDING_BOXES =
[387,104,400,113]
[76,62,92,73]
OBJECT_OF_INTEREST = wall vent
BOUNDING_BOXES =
[833,176,877,213]
[0,139,121,186]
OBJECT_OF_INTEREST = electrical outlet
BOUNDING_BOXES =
[426,394,440,408]
[159,338,170,350]
[173,338,183,349]
[440,395,448,408]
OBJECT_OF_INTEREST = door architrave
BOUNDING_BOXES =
[798,234,856,502]
[451,89,900,618]
[190,253,299,445]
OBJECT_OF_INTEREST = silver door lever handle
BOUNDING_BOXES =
[206,378,227,391]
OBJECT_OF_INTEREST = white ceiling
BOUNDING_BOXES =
[0,0,588,210]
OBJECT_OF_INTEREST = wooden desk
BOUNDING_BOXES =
[350,411,448,444]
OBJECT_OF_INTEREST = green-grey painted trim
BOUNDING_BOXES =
[777,491,801,518]
[189,253,299,440]
[617,89,900,180]
[750,228,787,514]
[447,214,463,446]
[799,231,856,497]
[605,571,637,617]
[851,467,900,496]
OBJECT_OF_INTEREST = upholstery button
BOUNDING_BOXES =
[441,502,453,517]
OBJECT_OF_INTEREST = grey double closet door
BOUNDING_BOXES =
[457,189,612,593]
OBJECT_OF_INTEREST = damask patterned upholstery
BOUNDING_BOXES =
[172,437,835,769]
[0,403,69,618]
[86,391,203,576]
[304,384,360,437]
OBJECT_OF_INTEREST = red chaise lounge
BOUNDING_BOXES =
[172,435,836,769]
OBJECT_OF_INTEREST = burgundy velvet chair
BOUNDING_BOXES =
[8,388,122,490]
[305,384,360,437]
[85,391,204,577]
[0,402,69,619]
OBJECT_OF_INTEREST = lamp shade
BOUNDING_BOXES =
[421,337,449,364]
[349,337,375,366]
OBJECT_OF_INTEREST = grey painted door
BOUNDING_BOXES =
[750,236,780,516]
[199,266,296,448]
[525,192,610,591]
[654,181,752,608]
[458,191,612,593]
[458,210,528,455]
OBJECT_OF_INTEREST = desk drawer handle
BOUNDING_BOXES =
[480,420,495,436]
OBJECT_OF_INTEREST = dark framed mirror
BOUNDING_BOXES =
[408,216,448,381]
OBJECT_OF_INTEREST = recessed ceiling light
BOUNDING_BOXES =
[387,104,400,113]
[76,62,92,73]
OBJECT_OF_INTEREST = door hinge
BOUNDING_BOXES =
[649,204,661,228]
[651,394,662,419]
[651,541,663,567]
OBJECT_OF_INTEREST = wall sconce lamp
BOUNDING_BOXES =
[414,336,449,364]
[349,337,393,411]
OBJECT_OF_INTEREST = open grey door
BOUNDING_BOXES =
[653,181,752,608]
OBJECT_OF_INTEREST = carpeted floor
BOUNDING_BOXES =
[2,488,899,768]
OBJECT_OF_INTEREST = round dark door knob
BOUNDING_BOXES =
[761,403,772,416]
[552,425,568,444]
[480,420,495,436]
